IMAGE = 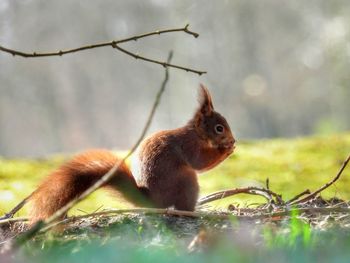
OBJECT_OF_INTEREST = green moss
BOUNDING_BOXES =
[200,132,350,207]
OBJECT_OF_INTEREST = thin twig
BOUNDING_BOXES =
[290,155,350,205]
[197,186,284,206]
[0,195,31,221]
[0,217,28,226]
[285,189,311,204]
[0,24,206,75]
[113,44,203,75]
[12,51,174,249]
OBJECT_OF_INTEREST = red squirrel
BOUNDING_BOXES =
[4,84,235,225]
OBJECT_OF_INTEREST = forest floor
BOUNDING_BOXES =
[0,132,350,262]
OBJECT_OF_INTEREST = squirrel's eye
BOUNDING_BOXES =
[214,124,224,134]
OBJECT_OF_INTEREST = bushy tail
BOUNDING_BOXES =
[28,149,149,225]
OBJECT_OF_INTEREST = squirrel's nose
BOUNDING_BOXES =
[225,139,235,149]
[229,138,236,146]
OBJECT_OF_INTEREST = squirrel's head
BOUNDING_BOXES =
[191,84,235,153]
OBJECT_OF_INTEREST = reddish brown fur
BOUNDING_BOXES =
[28,84,235,225]
[29,150,148,224]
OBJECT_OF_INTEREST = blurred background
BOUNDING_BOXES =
[0,0,349,157]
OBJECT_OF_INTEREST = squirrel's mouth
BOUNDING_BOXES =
[218,142,235,153]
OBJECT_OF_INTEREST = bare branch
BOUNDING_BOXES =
[285,189,311,204]
[0,217,27,226]
[290,155,350,205]
[3,205,350,238]
[113,44,203,75]
[197,186,284,206]
[0,25,206,75]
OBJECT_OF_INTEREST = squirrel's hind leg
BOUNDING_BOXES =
[174,169,199,211]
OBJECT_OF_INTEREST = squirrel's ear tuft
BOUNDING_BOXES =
[197,84,214,116]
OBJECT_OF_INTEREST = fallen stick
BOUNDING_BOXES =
[197,186,284,206]
[286,189,311,204]
[0,217,28,226]
[290,155,350,205]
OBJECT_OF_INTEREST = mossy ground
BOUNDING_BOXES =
[1,133,349,216]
